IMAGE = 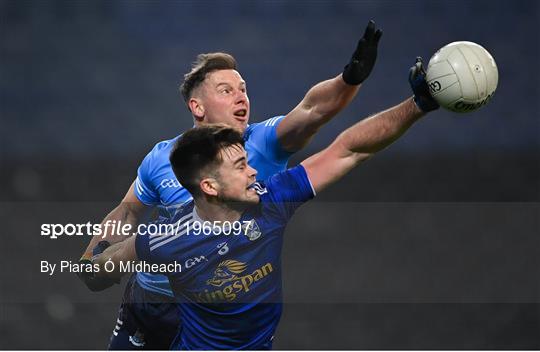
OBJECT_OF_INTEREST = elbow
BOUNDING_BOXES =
[303,101,340,126]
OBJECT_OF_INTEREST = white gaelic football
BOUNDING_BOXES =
[426,41,498,113]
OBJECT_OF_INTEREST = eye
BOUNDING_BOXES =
[237,161,247,170]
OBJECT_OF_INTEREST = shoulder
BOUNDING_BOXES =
[169,199,195,222]
[147,135,181,159]
[255,165,315,205]
[267,165,314,194]
[139,135,181,172]
[245,166,314,226]
[244,116,285,139]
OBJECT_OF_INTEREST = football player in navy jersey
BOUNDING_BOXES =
[85,58,439,349]
[80,21,384,349]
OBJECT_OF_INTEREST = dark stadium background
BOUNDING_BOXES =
[1,0,538,349]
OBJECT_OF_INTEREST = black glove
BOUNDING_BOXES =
[77,241,119,292]
[342,20,383,85]
[408,57,439,112]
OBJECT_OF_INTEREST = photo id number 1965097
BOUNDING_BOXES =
[186,220,252,236]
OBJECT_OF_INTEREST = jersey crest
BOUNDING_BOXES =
[243,219,262,241]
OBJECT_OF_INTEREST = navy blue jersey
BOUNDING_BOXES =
[133,116,291,296]
[135,165,315,349]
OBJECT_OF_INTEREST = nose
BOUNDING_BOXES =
[235,89,248,105]
[248,164,257,180]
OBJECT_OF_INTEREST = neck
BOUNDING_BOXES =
[193,197,244,223]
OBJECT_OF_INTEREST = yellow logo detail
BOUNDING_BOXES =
[196,261,274,303]
[206,260,248,287]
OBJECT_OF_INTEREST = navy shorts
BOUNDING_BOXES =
[108,274,181,350]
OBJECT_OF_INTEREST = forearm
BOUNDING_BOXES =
[302,97,424,193]
[94,240,134,280]
[81,202,143,259]
[339,97,424,159]
[301,74,360,124]
[278,75,360,152]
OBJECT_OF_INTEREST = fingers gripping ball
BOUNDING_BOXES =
[409,57,439,113]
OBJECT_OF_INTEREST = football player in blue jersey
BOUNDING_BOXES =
[79,21,383,349]
[84,58,440,349]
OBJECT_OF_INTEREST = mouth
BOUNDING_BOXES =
[233,109,247,120]
[246,182,261,201]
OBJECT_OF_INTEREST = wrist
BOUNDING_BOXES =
[413,94,439,113]
[92,240,111,261]
[341,64,364,86]
[341,70,358,85]
[409,96,427,117]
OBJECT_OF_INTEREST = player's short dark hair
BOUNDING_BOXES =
[180,52,237,105]
[170,124,244,197]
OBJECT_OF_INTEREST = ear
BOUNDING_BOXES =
[199,177,219,197]
[189,97,205,122]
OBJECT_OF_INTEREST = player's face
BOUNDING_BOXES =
[214,144,259,205]
[196,70,250,132]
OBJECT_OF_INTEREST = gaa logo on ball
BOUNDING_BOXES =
[426,41,498,113]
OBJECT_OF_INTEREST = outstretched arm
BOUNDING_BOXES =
[302,98,422,192]
[301,58,439,193]
[277,20,383,152]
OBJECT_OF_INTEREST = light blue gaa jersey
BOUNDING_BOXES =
[135,165,315,350]
[134,116,291,296]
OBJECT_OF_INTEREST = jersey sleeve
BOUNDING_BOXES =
[134,147,161,206]
[134,217,171,264]
[248,116,292,165]
[261,164,316,222]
